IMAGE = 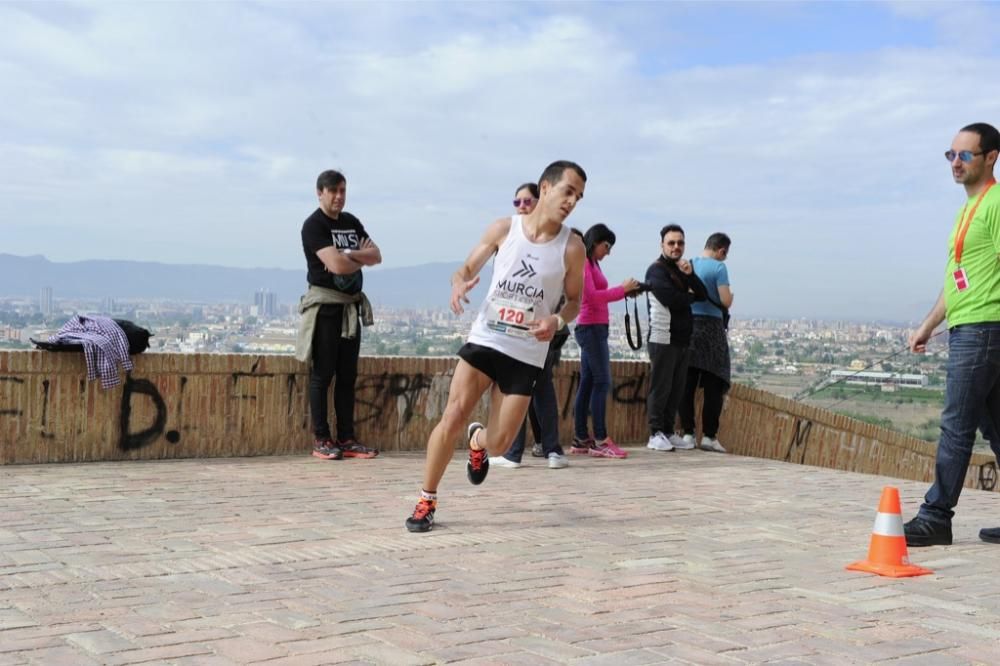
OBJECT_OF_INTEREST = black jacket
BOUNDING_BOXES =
[644,255,708,346]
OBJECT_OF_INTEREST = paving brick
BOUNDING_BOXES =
[571,648,674,665]
[9,646,103,666]
[0,608,36,631]
[100,642,215,665]
[338,643,434,665]
[65,629,137,655]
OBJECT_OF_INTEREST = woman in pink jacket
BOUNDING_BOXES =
[572,224,640,458]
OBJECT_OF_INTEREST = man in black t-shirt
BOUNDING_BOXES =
[299,169,382,460]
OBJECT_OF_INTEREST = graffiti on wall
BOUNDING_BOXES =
[119,376,178,450]
[3,363,652,453]
[559,369,649,419]
[0,376,24,416]
[355,372,445,429]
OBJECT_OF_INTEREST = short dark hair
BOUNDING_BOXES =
[316,169,346,192]
[659,224,684,240]
[961,123,1000,156]
[539,160,587,188]
[515,182,539,199]
[705,232,731,251]
[583,223,616,260]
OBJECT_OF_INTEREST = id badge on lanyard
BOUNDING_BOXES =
[953,267,970,292]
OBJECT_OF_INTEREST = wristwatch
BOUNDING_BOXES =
[555,314,566,330]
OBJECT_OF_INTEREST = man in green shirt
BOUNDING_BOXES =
[905,123,1000,547]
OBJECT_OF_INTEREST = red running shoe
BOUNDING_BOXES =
[466,422,489,485]
[337,438,379,459]
[311,438,343,460]
[405,497,436,533]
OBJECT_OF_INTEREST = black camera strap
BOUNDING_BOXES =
[624,293,646,350]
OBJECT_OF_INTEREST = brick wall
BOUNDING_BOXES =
[0,351,995,492]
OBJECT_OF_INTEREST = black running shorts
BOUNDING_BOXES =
[457,342,541,396]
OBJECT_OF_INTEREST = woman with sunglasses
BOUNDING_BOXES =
[512,182,539,215]
[572,224,640,458]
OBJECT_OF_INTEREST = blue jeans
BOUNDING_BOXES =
[505,346,563,462]
[919,323,1000,525]
[574,324,610,441]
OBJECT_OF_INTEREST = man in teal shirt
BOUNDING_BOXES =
[905,123,1000,547]
[679,233,733,453]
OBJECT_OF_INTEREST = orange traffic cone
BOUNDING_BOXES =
[846,486,932,578]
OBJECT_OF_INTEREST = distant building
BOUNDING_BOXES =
[39,286,53,316]
[100,297,116,315]
[253,289,279,318]
[829,370,928,390]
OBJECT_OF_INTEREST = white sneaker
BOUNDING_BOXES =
[647,432,674,451]
[489,456,521,468]
[670,434,695,450]
[699,437,726,453]
[547,453,569,469]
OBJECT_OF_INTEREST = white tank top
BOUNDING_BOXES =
[468,215,570,367]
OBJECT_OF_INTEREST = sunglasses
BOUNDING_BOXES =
[513,198,536,207]
[665,240,685,247]
[945,150,984,163]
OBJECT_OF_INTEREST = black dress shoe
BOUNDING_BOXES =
[979,527,1000,544]
[904,516,952,547]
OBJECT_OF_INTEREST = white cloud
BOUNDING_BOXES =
[2,1,999,319]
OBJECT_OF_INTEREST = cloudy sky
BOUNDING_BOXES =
[3,1,1000,320]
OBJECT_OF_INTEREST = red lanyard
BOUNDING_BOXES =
[954,179,997,266]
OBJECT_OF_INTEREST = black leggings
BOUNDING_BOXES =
[679,367,728,439]
[309,305,360,440]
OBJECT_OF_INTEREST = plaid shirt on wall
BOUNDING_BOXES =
[48,315,134,389]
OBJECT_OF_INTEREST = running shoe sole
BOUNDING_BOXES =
[589,447,627,459]
[312,449,343,460]
[342,450,379,459]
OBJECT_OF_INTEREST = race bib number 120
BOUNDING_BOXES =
[485,298,534,338]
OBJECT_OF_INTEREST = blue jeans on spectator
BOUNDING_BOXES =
[505,346,563,463]
[918,323,1000,525]
[574,324,610,441]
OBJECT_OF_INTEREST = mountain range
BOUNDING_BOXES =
[0,253,483,309]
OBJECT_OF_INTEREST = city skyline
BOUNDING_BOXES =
[0,250,944,323]
[3,2,1000,320]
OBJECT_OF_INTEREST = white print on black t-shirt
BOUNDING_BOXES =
[330,229,360,249]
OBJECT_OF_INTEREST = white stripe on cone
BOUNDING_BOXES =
[872,512,904,537]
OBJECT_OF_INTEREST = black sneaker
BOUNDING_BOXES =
[904,516,952,547]
[405,498,436,533]
[466,422,489,485]
[531,442,544,458]
[979,527,1000,544]
[311,438,343,460]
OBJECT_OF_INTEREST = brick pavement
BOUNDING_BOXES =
[1,448,999,664]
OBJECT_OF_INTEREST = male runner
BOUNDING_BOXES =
[405,161,587,532]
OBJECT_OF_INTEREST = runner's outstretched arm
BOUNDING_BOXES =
[450,217,513,314]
